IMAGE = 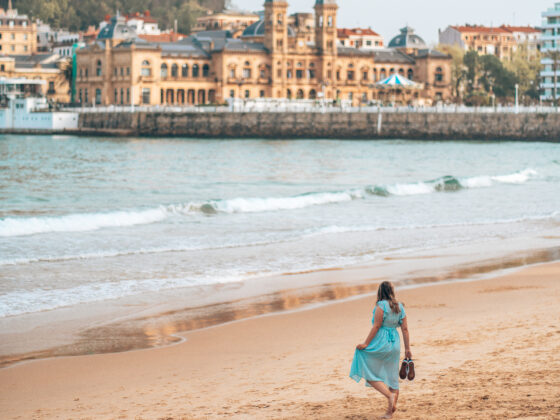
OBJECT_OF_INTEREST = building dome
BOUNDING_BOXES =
[388,26,426,49]
[242,19,295,37]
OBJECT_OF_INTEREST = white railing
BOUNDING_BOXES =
[65,100,560,115]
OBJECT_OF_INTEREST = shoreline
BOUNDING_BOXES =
[0,260,558,419]
[1,237,559,369]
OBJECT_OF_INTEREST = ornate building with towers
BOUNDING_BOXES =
[75,0,452,106]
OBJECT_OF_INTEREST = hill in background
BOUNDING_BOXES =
[3,0,229,33]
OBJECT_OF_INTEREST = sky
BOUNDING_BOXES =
[231,0,554,45]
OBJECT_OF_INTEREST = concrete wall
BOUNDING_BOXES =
[78,111,560,141]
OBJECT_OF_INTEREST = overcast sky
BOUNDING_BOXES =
[232,0,553,45]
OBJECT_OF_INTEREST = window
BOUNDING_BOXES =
[114,88,118,103]
[229,68,235,78]
[287,69,292,79]
[10,45,14,52]
[328,16,333,27]
[407,69,414,80]
[296,89,304,99]
[182,64,189,77]
[96,60,102,76]
[192,64,199,77]
[160,89,164,104]
[84,88,88,103]
[142,88,150,105]
[141,60,151,77]
[244,89,250,98]
[229,90,235,98]
[120,67,124,76]
[85,68,88,77]
[260,69,266,78]
[296,69,303,79]
[336,70,340,81]
[23,45,27,52]
[308,69,316,79]
[127,67,130,76]
[48,81,55,94]
[161,63,168,78]
[114,68,117,76]
[120,88,124,105]
[259,90,265,98]
[347,71,354,81]
[126,88,130,104]
[435,67,443,83]
[95,88,102,105]
[79,89,82,103]
[242,68,251,78]
[202,64,209,77]
[363,71,368,80]
[23,34,28,40]
[171,63,178,77]
[10,33,14,39]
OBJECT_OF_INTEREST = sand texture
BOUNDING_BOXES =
[0,263,559,419]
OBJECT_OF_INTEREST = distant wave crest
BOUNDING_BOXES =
[0,169,538,237]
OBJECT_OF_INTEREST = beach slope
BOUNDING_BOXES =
[0,263,559,419]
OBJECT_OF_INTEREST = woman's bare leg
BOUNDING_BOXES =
[367,381,394,419]
[389,388,399,413]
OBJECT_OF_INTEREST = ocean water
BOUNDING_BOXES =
[1,135,559,318]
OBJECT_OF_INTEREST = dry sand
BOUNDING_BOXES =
[0,262,559,419]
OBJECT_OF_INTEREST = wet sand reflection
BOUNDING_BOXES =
[1,246,559,368]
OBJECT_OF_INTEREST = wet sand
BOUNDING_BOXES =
[1,261,559,419]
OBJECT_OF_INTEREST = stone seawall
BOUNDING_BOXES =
[78,111,560,141]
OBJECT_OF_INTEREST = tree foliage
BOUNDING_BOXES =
[2,0,227,33]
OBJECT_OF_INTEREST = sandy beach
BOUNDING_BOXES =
[0,261,559,419]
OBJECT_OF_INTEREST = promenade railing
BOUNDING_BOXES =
[64,99,560,115]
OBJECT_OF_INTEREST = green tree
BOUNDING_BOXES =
[436,44,466,101]
[504,45,542,103]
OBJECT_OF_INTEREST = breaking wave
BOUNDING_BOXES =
[0,169,538,237]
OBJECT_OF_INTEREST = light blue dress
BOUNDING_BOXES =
[349,300,406,390]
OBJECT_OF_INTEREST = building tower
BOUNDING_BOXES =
[264,0,288,53]
[314,0,338,54]
[314,0,338,99]
[264,0,289,98]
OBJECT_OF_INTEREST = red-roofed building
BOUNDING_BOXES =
[439,24,541,60]
[337,28,384,50]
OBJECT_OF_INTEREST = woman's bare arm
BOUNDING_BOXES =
[356,305,384,350]
[401,316,412,359]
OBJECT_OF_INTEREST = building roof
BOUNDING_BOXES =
[337,28,381,38]
[499,25,540,34]
[337,46,374,56]
[11,54,67,69]
[98,15,136,40]
[373,48,415,64]
[388,26,426,49]
[415,48,450,59]
[125,12,157,24]
[451,25,510,34]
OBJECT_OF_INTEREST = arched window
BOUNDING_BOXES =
[192,64,199,77]
[141,60,151,77]
[296,89,304,99]
[309,89,317,99]
[372,68,378,81]
[96,60,102,76]
[389,68,395,75]
[171,63,178,77]
[202,64,209,77]
[182,64,189,77]
[287,89,292,99]
[435,67,443,82]
[161,63,168,78]
[380,69,386,80]
[327,15,333,27]
[407,69,414,80]
[398,68,404,76]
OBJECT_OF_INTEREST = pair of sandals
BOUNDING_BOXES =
[399,358,415,381]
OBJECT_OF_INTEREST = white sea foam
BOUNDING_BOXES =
[0,169,538,238]
[0,208,168,237]
[0,274,248,318]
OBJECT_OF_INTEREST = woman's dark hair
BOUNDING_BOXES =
[377,281,400,314]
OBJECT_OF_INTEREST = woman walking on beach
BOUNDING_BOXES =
[350,281,412,419]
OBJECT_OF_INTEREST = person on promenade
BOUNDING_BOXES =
[350,281,412,419]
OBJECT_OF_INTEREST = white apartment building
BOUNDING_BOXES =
[541,2,560,102]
